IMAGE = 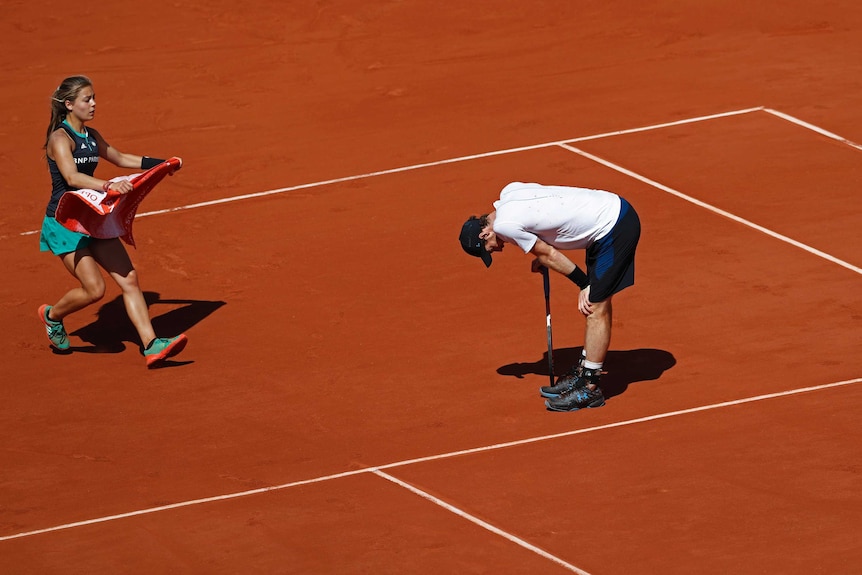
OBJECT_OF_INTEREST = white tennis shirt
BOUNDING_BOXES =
[492,182,621,253]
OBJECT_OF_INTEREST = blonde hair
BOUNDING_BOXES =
[45,75,92,148]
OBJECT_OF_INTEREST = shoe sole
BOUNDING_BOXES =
[38,304,70,351]
[146,334,188,368]
[544,399,606,412]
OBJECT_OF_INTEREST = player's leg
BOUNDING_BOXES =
[89,238,156,346]
[583,297,612,369]
[90,238,187,366]
[544,296,610,410]
[37,249,106,351]
[51,248,108,318]
[540,295,611,398]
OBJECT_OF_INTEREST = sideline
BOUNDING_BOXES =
[2,377,858,543]
[14,107,763,238]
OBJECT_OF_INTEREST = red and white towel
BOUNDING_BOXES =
[55,157,181,247]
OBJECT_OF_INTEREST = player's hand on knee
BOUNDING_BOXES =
[578,286,593,316]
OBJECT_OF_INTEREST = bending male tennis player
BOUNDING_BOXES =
[459,182,641,411]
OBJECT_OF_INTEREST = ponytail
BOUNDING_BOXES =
[45,75,92,149]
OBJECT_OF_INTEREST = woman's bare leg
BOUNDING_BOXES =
[49,249,106,320]
[89,239,156,347]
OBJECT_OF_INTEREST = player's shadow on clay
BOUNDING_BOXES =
[497,346,676,399]
[65,291,225,366]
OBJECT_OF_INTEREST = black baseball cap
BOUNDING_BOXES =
[459,216,492,267]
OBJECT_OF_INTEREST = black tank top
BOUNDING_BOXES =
[46,122,100,217]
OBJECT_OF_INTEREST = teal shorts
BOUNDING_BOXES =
[40,215,93,256]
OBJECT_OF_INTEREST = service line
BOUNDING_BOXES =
[373,469,593,574]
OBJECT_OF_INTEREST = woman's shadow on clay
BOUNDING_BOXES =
[65,291,225,367]
[497,346,676,399]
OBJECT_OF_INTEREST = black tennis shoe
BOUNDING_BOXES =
[544,367,605,411]
[545,384,606,411]
[539,369,588,398]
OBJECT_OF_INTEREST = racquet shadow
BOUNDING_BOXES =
[497,346,677,399]
[65,291,225,364]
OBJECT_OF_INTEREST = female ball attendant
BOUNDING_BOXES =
[38,75,187,367]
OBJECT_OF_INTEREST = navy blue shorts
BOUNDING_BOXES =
[585,198,641,302]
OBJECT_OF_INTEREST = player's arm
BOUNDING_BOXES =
[47,130,120,192]
[94,130,145,169]
[530,238,593,315]
[93,130,176,171]
[529,238,589,289]
[529,238,577,276]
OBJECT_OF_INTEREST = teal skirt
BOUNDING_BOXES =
[40,216,93,255]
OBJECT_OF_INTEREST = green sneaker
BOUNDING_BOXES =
[143,334,188,368]
[38,304,69,350]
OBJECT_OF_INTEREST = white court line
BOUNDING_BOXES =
[763,108,862,152]
[5,108,859,542]
[13,106,861,243]
[372,469,593,575]
[567,106,764,143]
[13,107,762,238]
[2,377,859,543]
[558,143,862,276]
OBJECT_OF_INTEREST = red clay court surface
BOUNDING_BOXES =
[2,2,861,573]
